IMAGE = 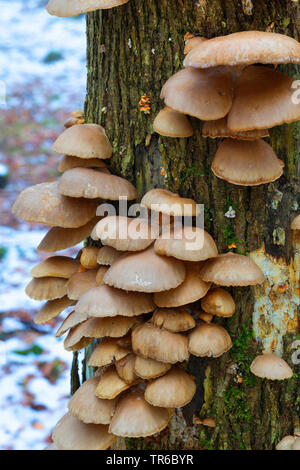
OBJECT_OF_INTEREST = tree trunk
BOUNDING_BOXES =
[81,0,300,450]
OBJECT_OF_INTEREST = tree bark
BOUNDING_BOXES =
[81,0,300,450]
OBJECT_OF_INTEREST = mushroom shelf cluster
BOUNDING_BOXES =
[46,0,129,16]
[154,30,300,187]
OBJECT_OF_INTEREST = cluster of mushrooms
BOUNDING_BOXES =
[154,30,300,188]
[46,0,129,16]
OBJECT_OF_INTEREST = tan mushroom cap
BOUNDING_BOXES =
[116,354,138,384]
[57,155,107,172]
[68,377,116,424]
[161,67,233,120]
[80,246,99,269]
[47,0,129,17]
[145,367,196,408]
[25,277,68,301]
[52,412,115,450]
[201,252,264,286]
[184,36,207,54]
[64,324,93,351]
[141,188,200,217]
[199,312,214,323]
[154,262,211,308]
[153,107,193,138]
[56,310,86,337]
[212,138,284,186]
[184,31,300,68]
[134,356,172,380]
[95,366,137,400]
[188,323,232,358]
[291,215,300,230]
[109,391,173,438]
[30,256,79,279]
[276,435,296,451]
[66,269,98,300]
[150,308,195,333]
[292,437,300,450]
[201,288,235,317]
[34,296,74,325]
[52,123,112,159]
[94,216,155,252]
[155,226,218,262]
[59,168,137,200]
[97,246,123,265]
[37,217,99,252]
[96,266,109,285]
[78,315,141,339]
[88,338,130,367]
[203,117,269,141]
[132,323,189,364]
[12,182,97,228]
[227,66,300,132]
[75,284,155,318]
[104,246,186,293]
[250,354,293,380]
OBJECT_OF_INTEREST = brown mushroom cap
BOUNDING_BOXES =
[75,284,155,318]
[227,66,300,132]
[52,123,112,159]
[64,324,93,351]
[212,138,284,186]
[150,308,195,333]
[77,315,141,339]
[201,288,235,317]
[155,226,218,262]
[97,246,123,265]
[291,215,300,230]
[154,262,211,308]
[109,391,173,438]
[141,188,200,217]
[34,296,74,325]
[25,277,68,301]
[198,312,214,323]
[12,182,97,228]
[80,247,99,269]
[160,67,233,120]
[30,256,80,279]
[188,323,232,358]
[202,117,269,140]
[57,155,107,172]
[104,246,186,293]
[200,252,265,286]
[132,323,189,364]
[59,167,137,200]
[47,0,129,17]
[144,367,196,408]
[66,269,98,300]
[184,36,207,54]
[56,310,86,337]
[276,435,296,451]
[116,354,138,384]
[68,377,116,424]
[153,107,193,138]
[52,413,115,450]
[37,217,99,252]
[88,338,130,367]
[184,31,300,68]
[95,366,137,400]
[94,216,155,252]
[96,266,109,285]
[134,356,172,380]
[250,354,293,380]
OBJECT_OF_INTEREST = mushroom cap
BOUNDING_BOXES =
[75,284,155,318]
[95,366,137,400]
[104,246,186,293]
[161,67,233,120]
[97,246,123,265]
[184,36,207,54]
[37,217,99,252]
[47,0,129,17]
[57,155,107,172]
[88,338,130,367]
[200,252,265,286]
[153,107,193,138]
[154,226,218,262]
[154,262,211,308]
[77,315,141,339]
[68,377,116,424]
[250,354,293,380]
[52,413,115,450]
[109,391,173,438]
[96,266,109,285]
[80,246,99,269]
[292,437,300,450]
[291,215,300,230]
[64,324,93,351]
[94,216,155,252]
[66,269,98,300]
[30,256,80,279]
[188,323,232,358]
[184,31,300,68]
[201,288,235,317]
[276,435,296,451]
[150,308,195,333]
[12,182,97,228]
[134,356,172,380]
[202,117,269,140]
[52,123,112,159]
[212,138,284,186]
[227,66,300,131]
[59,168,137,200]
[116,354,138,384]
[56,310,86,337]
[199,312,214,323]
[141,188,200,217]
[25,277,68,301]
[132,323,189,364]
[34,296,74,325]
[144,367,196,408]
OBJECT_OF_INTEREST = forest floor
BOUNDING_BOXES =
[0,0,86,449]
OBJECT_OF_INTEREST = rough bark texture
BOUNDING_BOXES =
[80,0,300,450]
